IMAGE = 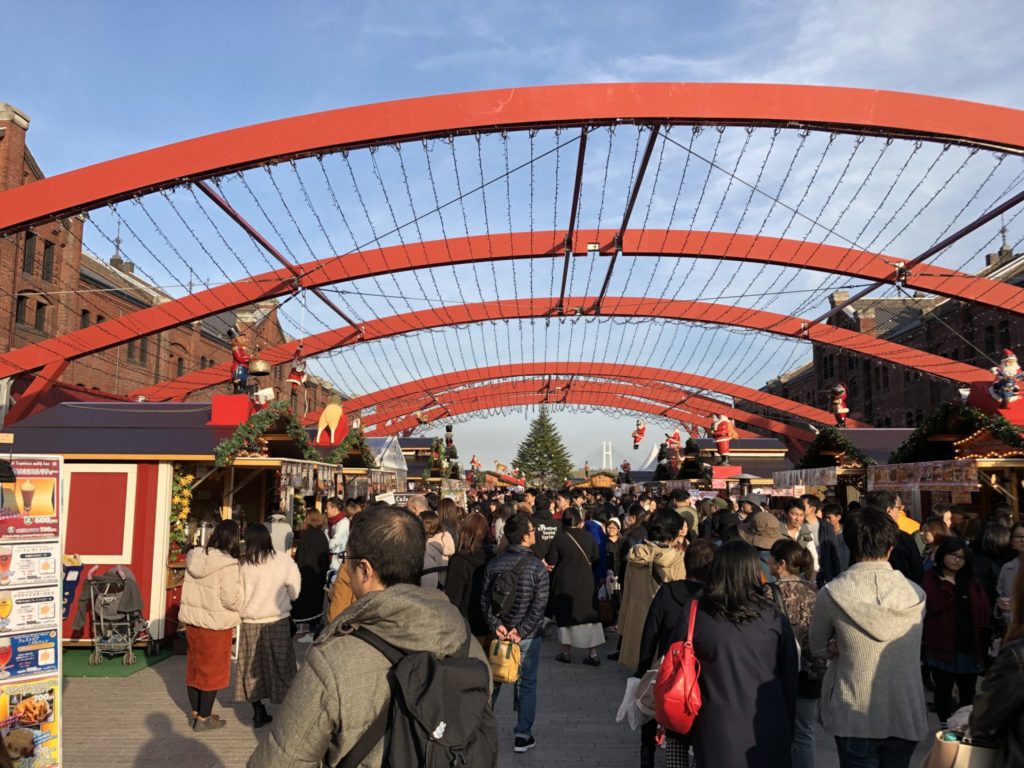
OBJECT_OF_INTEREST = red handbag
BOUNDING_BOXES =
[654,600,702,734]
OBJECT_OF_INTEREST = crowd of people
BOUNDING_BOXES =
[173,484,1024,767]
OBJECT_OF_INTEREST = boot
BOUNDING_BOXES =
[252,701,273,728]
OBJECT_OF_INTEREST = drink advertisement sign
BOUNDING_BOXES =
[0,674,60,767]
[0,542,59,589]
[0,458,61,540]
[0,631,59,680]
[0,586,60,634]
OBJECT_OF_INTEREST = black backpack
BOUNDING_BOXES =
[337,626,497,768]
[489,554,530,620]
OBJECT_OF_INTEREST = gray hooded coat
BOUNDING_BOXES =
[809,561,928,742]
[247,582,491,768]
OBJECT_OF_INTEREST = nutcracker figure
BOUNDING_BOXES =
[991,349,1024,407]
[829,383,849,427]
[231,334,251,394]
[712,414,738,465]
[631,419,646,450]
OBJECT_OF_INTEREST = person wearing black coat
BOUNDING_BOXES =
[664,540,798,768]
[545,507,603,665]
[444,512,493,648]
[290,514,330,635]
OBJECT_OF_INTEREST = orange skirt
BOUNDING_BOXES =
[186,626,234,691]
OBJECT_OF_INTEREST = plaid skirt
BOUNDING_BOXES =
[234,618,296,704]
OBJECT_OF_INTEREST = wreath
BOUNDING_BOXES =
[798,426,876,469]
[214,401,320,467]
[324,426,377,468]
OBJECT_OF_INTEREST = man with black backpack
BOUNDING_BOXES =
[248,505,496,768]
[481,513,549,754]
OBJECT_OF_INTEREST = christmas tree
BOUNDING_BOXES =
[514,408,575,488]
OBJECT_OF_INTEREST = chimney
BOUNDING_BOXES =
[857,307,877,336]
[110,255,124,270]
[830,290,850,309]
[121,261,135,274]
[0,103,30,131]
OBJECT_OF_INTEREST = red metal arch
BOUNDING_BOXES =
[3,84,1024,235]
[328,362,865,429]
[360,376,815,443]
[1,229,1017,383]
[128,295,988,404]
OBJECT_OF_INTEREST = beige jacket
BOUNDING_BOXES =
[617,541,686,673]
[179,548,242,630]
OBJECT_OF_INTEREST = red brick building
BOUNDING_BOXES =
[752,244,1024,428]
[0,102,340,412]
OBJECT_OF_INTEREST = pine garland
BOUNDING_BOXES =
[324,427,377,469]
[214,401,320,467]
[798,426,876,469]
[889,401,1024,464]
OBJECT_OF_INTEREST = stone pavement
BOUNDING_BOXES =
[64,630,936,767]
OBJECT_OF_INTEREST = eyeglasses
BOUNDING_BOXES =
[946,553,967,561]
[1013,535,1024,541]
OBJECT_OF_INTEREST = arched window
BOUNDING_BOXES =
[999,320,1011,350]
[33,302,47,332]
[15,295,28,325]
[176,357,184,377]
[80,310,91,329]
[200,356,207,369]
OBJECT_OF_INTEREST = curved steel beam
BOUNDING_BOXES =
[2,228,1016,384]
[319,362,865,429]
[129,295,988,403]
[360,375,813,442]
[4,83,1024,235]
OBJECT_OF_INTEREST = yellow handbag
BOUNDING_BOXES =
[488,638,522,684]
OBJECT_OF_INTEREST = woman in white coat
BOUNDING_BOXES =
[179,519,242,731]
[235,523,301,728]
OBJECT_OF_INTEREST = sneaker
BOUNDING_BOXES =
[193,716,226,732]
[513,735,536,753]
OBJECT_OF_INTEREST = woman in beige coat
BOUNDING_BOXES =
[616,508,686,672]
[179,519,241,731]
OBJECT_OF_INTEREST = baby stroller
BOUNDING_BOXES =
[71,566,149,666]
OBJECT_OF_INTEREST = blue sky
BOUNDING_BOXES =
[5,0,1024,469]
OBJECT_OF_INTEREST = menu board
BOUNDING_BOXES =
[0,455,63,768]
[0,675,60,768]
[0,459,61,541]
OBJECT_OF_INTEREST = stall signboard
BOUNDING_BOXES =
[868,459,978,492]
[0,454,63,767]
[773,467,838,491]
[0,458,61,540]
[0,674,60,767]
[2,586,61,634]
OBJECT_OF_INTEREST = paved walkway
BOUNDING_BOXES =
[64,630,935,767]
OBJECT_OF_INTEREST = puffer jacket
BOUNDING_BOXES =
[617,541,686,672]
[969,636,1024,766]
[178,547,241,630]
[480,545,549,639]
[247,583,492,768]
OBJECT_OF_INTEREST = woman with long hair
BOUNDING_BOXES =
[235,523,301,728]
[444,512,493,648]
[179,519,242,731]
[769,539,825,768]
[665,540,798,767]
[969,559,1024,763]
[437,496,462,550]
[419,510,448,589]
[290,509,330,636]
[546,506,604,665]
[922,536,991,726]
[975,523,1013,610]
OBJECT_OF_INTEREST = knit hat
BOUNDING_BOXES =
[711,497,729,510]
[607,517,622,531]
[740,510,783,550]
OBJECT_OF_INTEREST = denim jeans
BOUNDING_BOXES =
[835,736,917,768]
[491,635,541,738]
[792,697,817,768]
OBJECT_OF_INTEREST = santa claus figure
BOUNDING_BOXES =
[470,454,482,472]
[991,349,1024,407]
[665,427,682,450]
[231,334,251,394]
[712,414,738,465]
[287,346,307,389]
[830,383,849,428]
[631,419,646,450]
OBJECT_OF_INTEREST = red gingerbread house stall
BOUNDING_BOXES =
[7,396,344,648]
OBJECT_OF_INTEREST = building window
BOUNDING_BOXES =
[96,315,105,324]
[985,325,996,357]
[33,302,47,332]
[874,367,881,389]
[127,340,137,361]
[882,367,890,389]
[139,337,148,364]
[999,320,1011,350]
[41,241,54,282]
[903,368,911,384]
[177,357,184,377]
[80,310,91,329]
[915,410,924,426]
[22,233,36,274]
[905,412,913,426]
[200,356,207,369]
[15,295,28,325]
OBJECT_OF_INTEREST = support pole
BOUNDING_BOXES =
[3,360,69,426]
[556,129,589,314]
